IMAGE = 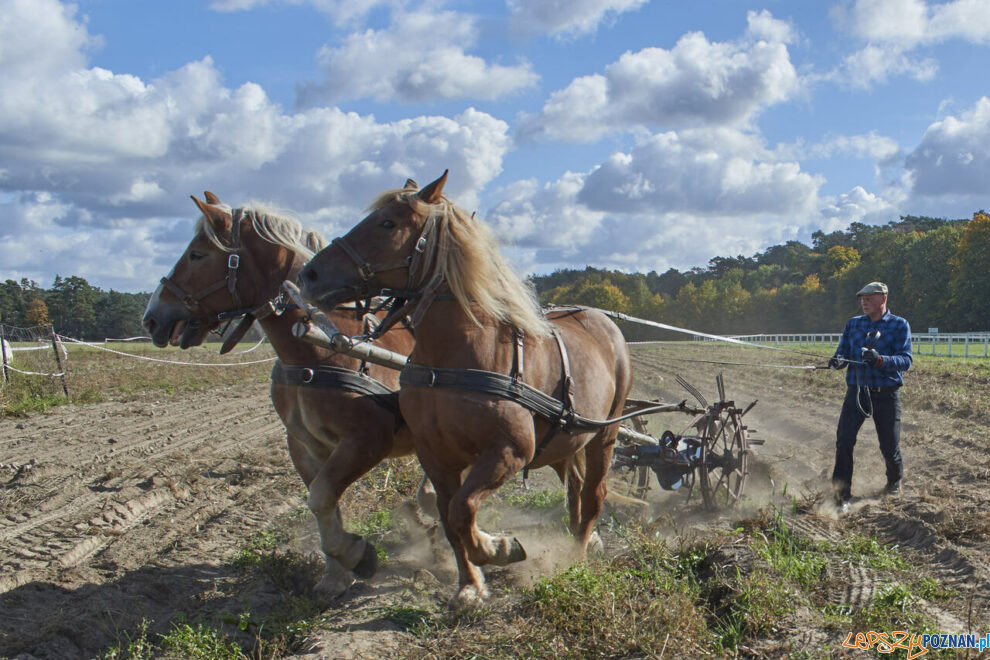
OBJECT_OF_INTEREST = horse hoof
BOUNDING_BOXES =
[315,571,354,600]
[587,531,605,555]
[448,585,489,611]
[507,537,527,563]
[352,541,378,579]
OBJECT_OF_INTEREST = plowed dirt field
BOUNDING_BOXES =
[1,343,988,658]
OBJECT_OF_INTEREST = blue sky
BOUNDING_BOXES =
[2,0,989,292]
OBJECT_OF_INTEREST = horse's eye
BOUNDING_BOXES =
[380,219,396,230]
[189,251,206,261]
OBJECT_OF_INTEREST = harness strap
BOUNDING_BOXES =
[525,328,575,481]
[271,360,402,424]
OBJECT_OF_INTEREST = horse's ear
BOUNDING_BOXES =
[204,191,221,205]
[191,195,232,233]
[404,178,418,191]
[417,170,448,205]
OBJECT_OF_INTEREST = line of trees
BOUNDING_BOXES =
[0,276,150,341]
[532,212,990,338]
[3,213,988,341]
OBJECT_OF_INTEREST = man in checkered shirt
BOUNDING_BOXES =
[827,282,913,512]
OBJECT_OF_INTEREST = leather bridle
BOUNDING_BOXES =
[326,214,440,302]
[159,208,293,350]
[160,208,246,319]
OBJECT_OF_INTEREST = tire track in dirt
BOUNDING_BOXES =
[0,386,291,598]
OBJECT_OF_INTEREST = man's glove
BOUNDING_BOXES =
[861,347,882,367]
[828,356,847,370]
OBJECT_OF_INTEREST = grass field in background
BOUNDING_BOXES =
[1,340,275,416]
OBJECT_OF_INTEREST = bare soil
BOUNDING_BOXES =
[1,344,988,658]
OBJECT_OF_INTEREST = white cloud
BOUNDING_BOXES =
[829,0,990,88]
[297,8,538,105]
[507,0,647,39]
[208,0,396,25]
[834,0,990,46]
[0,0,512,291]
[905,96,990,197]
[520,11,799,141]
[830,44,937,89]
[486,126,840,274]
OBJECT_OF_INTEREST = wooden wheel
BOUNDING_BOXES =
[698,405,749,510]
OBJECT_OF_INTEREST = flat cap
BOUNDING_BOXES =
[857,281,888,296]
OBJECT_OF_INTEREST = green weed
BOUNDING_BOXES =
[158,621,242,660]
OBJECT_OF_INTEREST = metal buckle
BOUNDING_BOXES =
[358,264,373,280]
[301,368,314,384]
[414,236,428,253]
[228,254,240,269]
[426,369,436,387]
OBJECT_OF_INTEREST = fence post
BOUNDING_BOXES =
[1,325,8,385]
[49,327,69,398]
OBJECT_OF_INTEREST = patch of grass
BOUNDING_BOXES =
[712,571,793,651]
[100,619,155,659]
[377,605,436,635]
[229,528,289,570]
[754,516,827,589]
[1,391,68,416]
[159,621,242,660]
[501,488,567,509]
[855,583,937,634]
[831,534,908,571]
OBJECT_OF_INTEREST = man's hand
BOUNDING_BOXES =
[861,347,882,366]
[828,356,847,370]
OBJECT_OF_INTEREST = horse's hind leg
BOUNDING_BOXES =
[575,428,617,558]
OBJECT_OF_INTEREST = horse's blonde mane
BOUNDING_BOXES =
[196,203,326,260]
[370,189,551,337]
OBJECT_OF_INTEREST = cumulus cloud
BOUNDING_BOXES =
[829,0,990,88]
[0,0,511,291]
[829,43,937,89]
[486,126,847,274]
[834,0,990,46]
[519,10,799,142]
[905,96,990,197]
[507,0,647,39]
[296,8,538,105]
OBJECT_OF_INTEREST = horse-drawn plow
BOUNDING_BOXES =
[283,280,761,513]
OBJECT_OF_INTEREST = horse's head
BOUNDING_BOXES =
[143,192,273,349]
[298,171,448,310]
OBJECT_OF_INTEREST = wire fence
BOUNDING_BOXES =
[1,323,276,411]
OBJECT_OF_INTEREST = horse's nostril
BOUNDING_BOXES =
[304,267,319,282]
[144,318,157,334]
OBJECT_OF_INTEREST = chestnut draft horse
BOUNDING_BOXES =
[298,172,632,609]
[142,192,424,599]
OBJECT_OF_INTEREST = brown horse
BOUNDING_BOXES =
[142,192,424,599]
[298,172,632,609]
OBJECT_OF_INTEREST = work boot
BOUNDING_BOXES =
[883,480,901,496]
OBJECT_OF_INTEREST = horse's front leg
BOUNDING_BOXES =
[304,430,391,597]
[419,460,489,611]
[449,437,530,570]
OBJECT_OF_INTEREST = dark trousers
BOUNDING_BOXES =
[831,385,903,499]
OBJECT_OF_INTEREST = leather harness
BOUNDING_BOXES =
[271,361,401,425]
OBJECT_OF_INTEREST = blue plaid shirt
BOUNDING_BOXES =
[834,311,912,388]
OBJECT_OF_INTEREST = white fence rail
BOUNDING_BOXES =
[716,332,990,358]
